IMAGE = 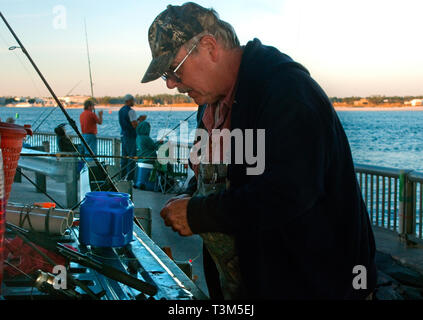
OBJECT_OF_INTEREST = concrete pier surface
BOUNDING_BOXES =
[7,170,423,299]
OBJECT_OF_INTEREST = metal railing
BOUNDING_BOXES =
[26,132,189,175]
[26,131,121,166]
[355,164,423,242]
[167,140,190,175]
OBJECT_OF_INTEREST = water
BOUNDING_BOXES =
[1,106,423,172]
[0,106,198,142]
[337,110,423,172]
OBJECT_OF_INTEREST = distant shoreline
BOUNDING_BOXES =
[334,106,423,111]
[3,104,423,112]
[60,104,200,112]
[2,104,200,112]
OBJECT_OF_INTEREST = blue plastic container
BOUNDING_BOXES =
[79,191,134,247]
[134,162,156,191]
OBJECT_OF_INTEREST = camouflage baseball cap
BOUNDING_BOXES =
[141,3,209,83]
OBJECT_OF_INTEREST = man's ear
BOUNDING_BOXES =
[199,35,218,62]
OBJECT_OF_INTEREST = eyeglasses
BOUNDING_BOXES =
[161,42,198,83]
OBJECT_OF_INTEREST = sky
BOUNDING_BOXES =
[0,0,422,98]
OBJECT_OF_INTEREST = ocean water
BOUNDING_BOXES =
[0,106,199,142]
[1,107,423,172]
[337,110,423,172]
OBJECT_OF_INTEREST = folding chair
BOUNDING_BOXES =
[154,161,188,194]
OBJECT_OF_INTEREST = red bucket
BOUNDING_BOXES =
[0,122,32,293]
[0,123,32,204]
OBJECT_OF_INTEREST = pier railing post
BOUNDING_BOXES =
[399,171,405,235]
[113,138,121,170]
[65,158,79,208]
[399,170,416,245]
[42,140,50,152]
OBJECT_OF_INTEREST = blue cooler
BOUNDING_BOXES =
[134,162,156,191]
[79,192,134,247]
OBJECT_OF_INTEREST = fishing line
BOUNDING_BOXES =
[30,107,57,133]
[161,110,197,141]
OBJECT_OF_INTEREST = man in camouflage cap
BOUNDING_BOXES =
[144,2,377,300]
[143,2,245,299]
[142,3,207,83]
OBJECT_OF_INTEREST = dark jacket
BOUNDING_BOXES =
[119,105,136,138]
[187,38,377,299]
[54,126,74,152]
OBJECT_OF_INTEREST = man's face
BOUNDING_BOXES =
[165,39,221,105]
[126,99,134,106]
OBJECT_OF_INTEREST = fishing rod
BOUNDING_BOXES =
[0,11,118,193]
[84,18,94,98]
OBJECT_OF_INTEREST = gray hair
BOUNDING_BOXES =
[183,5,240,50]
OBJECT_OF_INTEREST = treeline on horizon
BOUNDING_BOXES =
[0,93,194,105]
[94,94,194,105]
[330,95,423,104]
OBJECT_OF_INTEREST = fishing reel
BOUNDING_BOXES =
[34,270,81,299]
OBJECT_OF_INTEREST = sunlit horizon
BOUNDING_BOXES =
[1,0,422,98]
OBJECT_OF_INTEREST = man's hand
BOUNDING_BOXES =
[160,197,193,236]
[97,110,103,124]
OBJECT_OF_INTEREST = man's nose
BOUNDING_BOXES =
[166,78,179,89]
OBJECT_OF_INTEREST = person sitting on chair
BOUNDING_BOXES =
[6,117,15,124]
[54,123,75,152]
[135,115,162,164]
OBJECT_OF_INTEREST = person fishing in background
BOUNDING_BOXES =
[79,99,103,158]
[118,94,138,181]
